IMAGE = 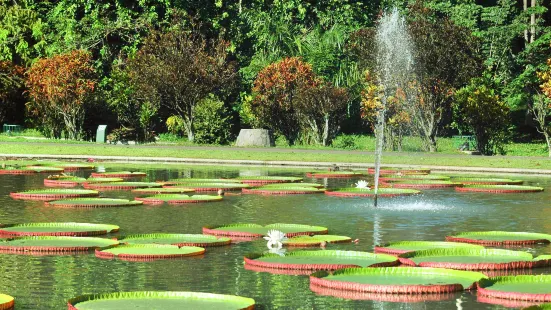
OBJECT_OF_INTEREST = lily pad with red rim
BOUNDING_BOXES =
[26,166,65,173]
[84,182,161,190]
[380,175,450,182]
[235,176,303,185]
[161,178,243,185]
[90,171,147,178]
[131,187,195,194]
[0,294,14,310]
[374,241,485,256]
[135,194,223,204]
[0,236,118,253]
[368,167,430,175]
[44,176,87,187]
[283,235,352,247]
[10,189,99,201]
[0,222,119,236]
[245,250,399,271]
[451,177,523,185]
[163,183,249,192]
[261,182,324,188]
[242,186,324,195]
[30,163,94,171]
[306,171,365,178]
[398,248,551,270]
[325,188,420,197]
[0,167,38,175]
[478,275,551,302]
[46,198,142,208]
[67,291,255,310]
[309,267,486,294]
[117,233,231,247]
[386,180,462,189]
[83,177,124,184]
[95,244,205,261]
[446,231,551,246]
[203,223,328,238]
[310,284,459,302]
[456,185,544,193]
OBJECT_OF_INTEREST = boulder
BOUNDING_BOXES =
[235,129,274,147]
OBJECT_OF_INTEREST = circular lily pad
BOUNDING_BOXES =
[90,171,147,178]
[84,182,162,191]
[95,244,205,261]
[31,163,94,171]
[478,275,551,302]
[10,189,99,201]
[132,187,195,194]
[309,267,486,294]
[0,294,14,310]
[44,176,87,187]
[245,250,399,271]
[118,233,231,247]
[242,186,324,195]
[380,175,450,182]
[67,291,255,310]
[325,188,420,197]
[456,185,544,193]
[83,177,124,184]
[310,284,458,302]
[283,235,352,247]
[163,183,248,192]
[451,177,523,185]
[262,182,324,188]
[306,171,365,178]
[0,167,37,175]
[0,222,119,236]
[235,176,303,185]
[46,198,142,208]
[0,236,118,252]
[374,241,485,256]
[26,165,65,173]
[136,194,223,204]
[203,223,328,238]
[368,167,430,175]
[398,248,551,270]
[446,231,551,246]
[386,180,462,189]
[162,178,243,185]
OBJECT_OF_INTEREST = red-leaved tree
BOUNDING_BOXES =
[251,57,319,145]
[26,50,96,139]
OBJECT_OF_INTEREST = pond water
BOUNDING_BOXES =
[1,164,551,309]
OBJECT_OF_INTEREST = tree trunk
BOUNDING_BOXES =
[524,0,529,43]
[530,0,536,43]
[544,131,551,157]
[428,134,437,152]
[322,115,329,146]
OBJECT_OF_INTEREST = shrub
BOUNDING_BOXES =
[0,60,26,125]
[193,94,234,145]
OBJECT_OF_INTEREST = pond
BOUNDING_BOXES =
[1,164,551,309]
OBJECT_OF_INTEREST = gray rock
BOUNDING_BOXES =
[235,129,274,147]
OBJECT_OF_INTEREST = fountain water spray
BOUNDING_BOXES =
[373,8,415,207]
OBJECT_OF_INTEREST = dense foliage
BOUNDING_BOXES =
[0,0,550,154]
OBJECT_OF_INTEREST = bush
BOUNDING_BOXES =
[193,94,234,145]
[0,61,26,125]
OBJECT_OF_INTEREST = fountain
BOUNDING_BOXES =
[373,8,416,207]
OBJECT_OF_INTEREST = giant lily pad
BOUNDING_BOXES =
[30,163,94,171]
[368,167,430,175]
[310,267,486,294]
[245,250,399,271]
[0,222,119,236]
[95,244,205,261]
[386,180,462,189]
[164,183,248,192]
[446,231,551,246]
[203,223,328,238]
[0,294,14,310]
[380,175,450,182]
[398,248,551,270]
[162,178,243,185]
[44,176,86,187]
[306,171,365,178]
[136,194,223,204]
[26,165,64,173]
[261,182,324,188]
[90,171,147,178]
[235,176,303,185]
[0,236,118,252]
[118,233,231,247]
[84,177,124,184]
[46,198,142,208]
[10,189,99,201]
[310,285,458,302]
[84,182,161,190]
[325,188,420,197]
[68,291,255,310]
[242,186,324,195]
[478,275,551,302]
[374,241,485,255]
[0,167,37,174]
[451,177,523,185]
[283,235,352,247]
[456,185,544,193]
[132,187,195,194]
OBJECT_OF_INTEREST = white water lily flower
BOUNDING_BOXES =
[264,229,288,249]
[355,180,370,190]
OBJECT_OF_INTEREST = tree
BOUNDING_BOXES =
[454,77,510,155]
[535,53,551,156]
[251,57,319,145]
[127,25,238,141]
[0,61,26,125]
[408,2,482,152]
[296,82,349,146]
[26,50,96,139]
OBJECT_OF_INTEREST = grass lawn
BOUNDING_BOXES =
[1,141,551,170]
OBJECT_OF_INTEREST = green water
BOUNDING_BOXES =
[2,165,551,309]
